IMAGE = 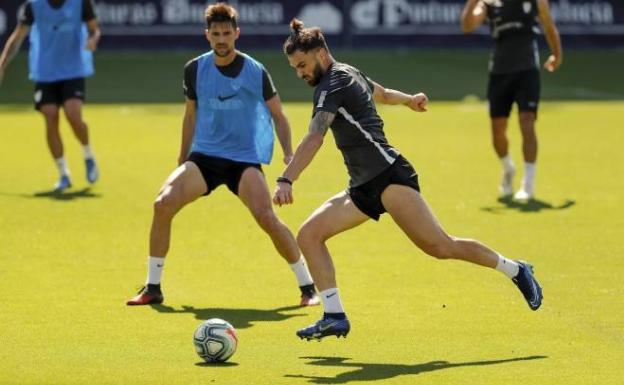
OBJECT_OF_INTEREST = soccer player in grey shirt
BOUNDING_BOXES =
[461,0,562,199]
[273,19,544,341]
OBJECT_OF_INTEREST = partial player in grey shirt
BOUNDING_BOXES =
[461,0,562,200]
[272,18,544,341]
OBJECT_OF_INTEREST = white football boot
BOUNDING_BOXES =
[514,182,534,200]
[500,166,515,197]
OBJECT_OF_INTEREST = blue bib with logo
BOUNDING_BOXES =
[192,52,274,164]
[29,0,94,82]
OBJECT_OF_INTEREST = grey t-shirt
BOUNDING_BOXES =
[485,0,540,74]
[313,62,399,187]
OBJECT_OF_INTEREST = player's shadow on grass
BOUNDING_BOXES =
[31,187,100,201]
[286,355,547,384]
[0,187,100,200]
[481,196,575,213]
[151,304,306,329]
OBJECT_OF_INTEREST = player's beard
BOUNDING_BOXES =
[214,45,232,57]
[305,61,324,87]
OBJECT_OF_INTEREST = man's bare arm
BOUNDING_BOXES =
[85,19,101,51]
[266,94,294,164]
[0,24,30,85]
[178,98,197,165]
[371,81,428,112]
[273,111,335,206]
[537,0,563,72]
[282,111,334,182]
[460,0,487,33]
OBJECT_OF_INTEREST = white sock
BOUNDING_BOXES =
[54,157,70,176]
[320,288,345,313]
[82,144,95,160]
[500,154,515,173]
[495,254,520,278]
[146,256,165,285]
[289,256,314,286]
[523,162,536,188]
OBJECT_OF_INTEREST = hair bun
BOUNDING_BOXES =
[290,18,304,33]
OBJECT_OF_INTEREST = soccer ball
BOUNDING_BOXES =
[193,318,238,363]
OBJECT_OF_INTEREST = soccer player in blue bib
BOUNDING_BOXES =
[127,3,319,307]
[274,19,543,341]
[0,0,101,191]
[461,0,562,199]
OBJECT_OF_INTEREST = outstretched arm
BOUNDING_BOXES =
[460,0,487,33]
[537,0,563,72]
[266,94,294,164]
[272,111,335,206]
[0,24,30,86]
[371,81,428,112]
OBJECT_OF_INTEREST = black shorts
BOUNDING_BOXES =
[487,69,540,118]
[34,77,86,110]
[187,152,262,196]
[347,155,420,221]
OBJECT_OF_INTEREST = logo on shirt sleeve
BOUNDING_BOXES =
[317,91,327,108]
[523,1,532,13]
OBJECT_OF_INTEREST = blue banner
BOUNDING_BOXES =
[1,0,623,48]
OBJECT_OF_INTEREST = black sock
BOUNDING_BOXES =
[299,284,316,294]
[146,283,161,293]
[323,312,346,320]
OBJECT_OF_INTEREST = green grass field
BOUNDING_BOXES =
[0,101,623,384]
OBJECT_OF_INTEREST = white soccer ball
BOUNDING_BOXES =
[193,318,238,363]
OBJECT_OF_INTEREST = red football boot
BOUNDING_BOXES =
[299,284,321,307]
[126,285,164,306]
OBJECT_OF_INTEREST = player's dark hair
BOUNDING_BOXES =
[283,18,328,55]
[205,2,238,29]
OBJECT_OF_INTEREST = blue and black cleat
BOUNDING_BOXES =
[85,158,99,184]
[512,261,543,310]
[296,315,350,341]
[54,174,72,192]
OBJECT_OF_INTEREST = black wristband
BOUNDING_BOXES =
[276,176,292,185]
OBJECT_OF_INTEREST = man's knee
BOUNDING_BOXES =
[40,106,59,123]
[253,208,281,233]
[420,238,457,260]
[491,118,507,132]
[492,129,507,142]
[65,111,84,128]
[519,113,536,130]
[153,190,181,218]
[297,221,326,251]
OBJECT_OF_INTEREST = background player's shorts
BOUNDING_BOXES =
[487,69,540,118]
[347,155,420,221]
[33,78,86,110]
[188,152,262,196]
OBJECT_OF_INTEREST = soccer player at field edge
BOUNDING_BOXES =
[126,3,319,307]
[0,0,101,191]
[461,0,562,200]
[273,19,543,341]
